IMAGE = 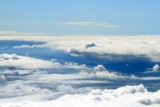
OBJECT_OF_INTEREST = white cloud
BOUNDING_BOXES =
[153,64,160,72]
[14,44,47,48]
[57,85,75,93]
[145,64,160,73]
[63,22,96,26]
[5,35,160,62]
[0,54,59,69]
[1,84,160,107]
[0,31,33,35]
[0,53,160,103]
[2,36,160,105]
[95,22,119,28]
[93,65,106,71]
[79,69,137,79]
[0,74,6,82]
[62,22,119,28]
[0,31,58,36]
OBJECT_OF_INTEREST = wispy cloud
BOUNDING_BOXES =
[64,22,95,26]
[0,31,60,36]
[0,31,34,34]
[61,22,119,28]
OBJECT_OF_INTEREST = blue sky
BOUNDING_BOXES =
[0,0,160,35]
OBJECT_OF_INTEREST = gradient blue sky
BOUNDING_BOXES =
[0,0,160,35]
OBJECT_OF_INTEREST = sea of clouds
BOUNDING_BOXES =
[0,35,160,107]
[1,84,160,107]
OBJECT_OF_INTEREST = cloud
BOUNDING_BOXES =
[63,22,95,26]
[79,66,137,80]
[0,74,6,83]
[52,84,160,106]
[0,35,160,102]
[70,49,151,62]
[14,44,47,48]
[93,65,106,71]
[6,35,160,62]
[1,84,160,107]
[145,64,160,73]
[2,36,160,105]
[0,31,33,35]
[1,53,160,103]
[57,85,75,94]
[0,54,59,69]
[62,22,119,28]
[0,31,58,36]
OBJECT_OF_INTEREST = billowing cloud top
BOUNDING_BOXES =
[1,84,160,107]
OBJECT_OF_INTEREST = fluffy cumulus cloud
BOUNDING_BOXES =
[1,84,160,107]
[146,64,160,73]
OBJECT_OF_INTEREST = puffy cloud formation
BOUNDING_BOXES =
[78,64,138,79]
[93,65,106,71]
[1,84,160,107]
[0,54,141,102]
[146,64,160,73]
[153,64,160,72]
[1,54,160,103]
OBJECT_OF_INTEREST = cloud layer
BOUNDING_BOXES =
[0,54,134,102]
[5,35,160,62]
[1,36,160,106]
[0,53,160,103]
[1,84,160,107]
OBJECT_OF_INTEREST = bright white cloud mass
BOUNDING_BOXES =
[0,35,160,107]
[2,35,160,62]
[1,85,160,107]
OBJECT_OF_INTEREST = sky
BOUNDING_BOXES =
[0,0,160,36]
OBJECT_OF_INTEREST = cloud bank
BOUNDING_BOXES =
[0,53,160,102]
[1,84,160,107]
[2,35,160,62]
[1,36,160,106]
